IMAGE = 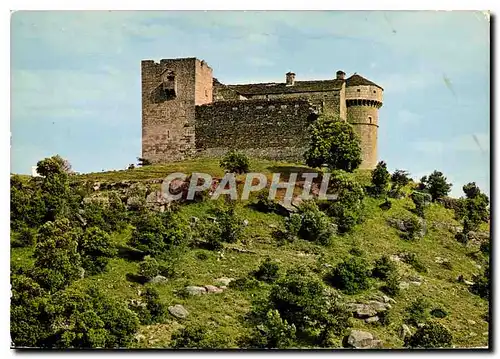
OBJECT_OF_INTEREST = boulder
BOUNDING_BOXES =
[365,316,379,324]
[205,285,223,294]
[168,304,189,319]
[185,286,207,295]
[398,324,412,340]
[347,302,390,319]
[149,275,168,284]
[345,330,383,349]
[399,282,410,290]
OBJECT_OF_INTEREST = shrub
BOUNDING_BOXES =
[379,198,392,210]
[10,175,46,231]
[138,256,160,280]
[400,216,424,241]
[406,321,453,348]
[371,161,390,196]
[129,212,188,257]
[11,226,37,248]
[137,157,152,166]
[170,324,230,349]
[441,261,453,270]
[220,150,250,174]
[470,265,490,299]
[195,251,210,260]
[372,255,396,280]
[32,219,82,291]
[324,171,365,233]
[213,205,244,244]
[304,115,362,172]
[298,201,336,245]
[253,258,280,283]
[480,241,490,255]
[411,191,432,218]
[229,277,261,290]
[329,257,371,294]
[143,287,167,324]
[430,308,448,318]
[349,246,365,257]
[401,252,427,274]
[267,270,351,343]
[254,188,279,213]
[50,287,140,348]
[391,169,411,188]
[419,171,452,202]
[284,213,302,242]
[405,297,430,326]
[79,227,117,276]
[382,272,401,297]
[251,309,297,349]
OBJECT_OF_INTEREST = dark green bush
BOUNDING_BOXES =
[406,321,453,348]
[138,256,160,280]
[470,265,490,299]
[329,257,371,294]
[170,324,231,349]
[220,150,250,174]
[298,201,335,245]
[411,191,432,218]
[372,255,396,280]
[402,252,428,273]
[267,270,351,344]
[11,226,37,248]
[249,309,297,349]
[253,258,280,283]
[229,277,261,290]
[324,171,365,233]
[79,226,117,275]
[381,272,401,297]
[32,219,82,291]
[430,308,448,318]
[405,297,430,326]
[371,161,390,196]
[129,211,188,256]
[400,216,424,241]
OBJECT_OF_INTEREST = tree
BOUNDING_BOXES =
[371,161,390,196]
[138,256,160,280]
[137,157,152,166]
[411,191,432,218]
[391,169,411,188]
[36,155,72,177]
[419,171,452,202]
[304,115,362,172]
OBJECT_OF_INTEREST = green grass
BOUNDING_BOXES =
[11,158,489,349]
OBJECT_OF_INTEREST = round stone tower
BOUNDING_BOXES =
[345,74,383,170]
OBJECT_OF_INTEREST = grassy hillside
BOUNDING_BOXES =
[11,158,489,349]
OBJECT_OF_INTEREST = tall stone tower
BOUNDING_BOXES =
[345,74,384,169]
[141,58,213,163]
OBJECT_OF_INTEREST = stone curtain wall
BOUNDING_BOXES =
[242,89,344,120]
[195,98,313,161]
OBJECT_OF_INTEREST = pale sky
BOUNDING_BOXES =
[10,11,490,197]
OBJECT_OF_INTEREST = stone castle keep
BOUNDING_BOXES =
[141,57,383,169]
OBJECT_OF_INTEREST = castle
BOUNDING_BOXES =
[141,57,383,169]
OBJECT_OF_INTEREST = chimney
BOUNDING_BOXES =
[286,72,296,86]
[336,70,346,80]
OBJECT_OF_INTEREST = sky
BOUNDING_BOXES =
[10,11,490,197]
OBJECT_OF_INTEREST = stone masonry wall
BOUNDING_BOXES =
[347,104,379,169]
[142,58,213,163]
[195,98,314,161]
